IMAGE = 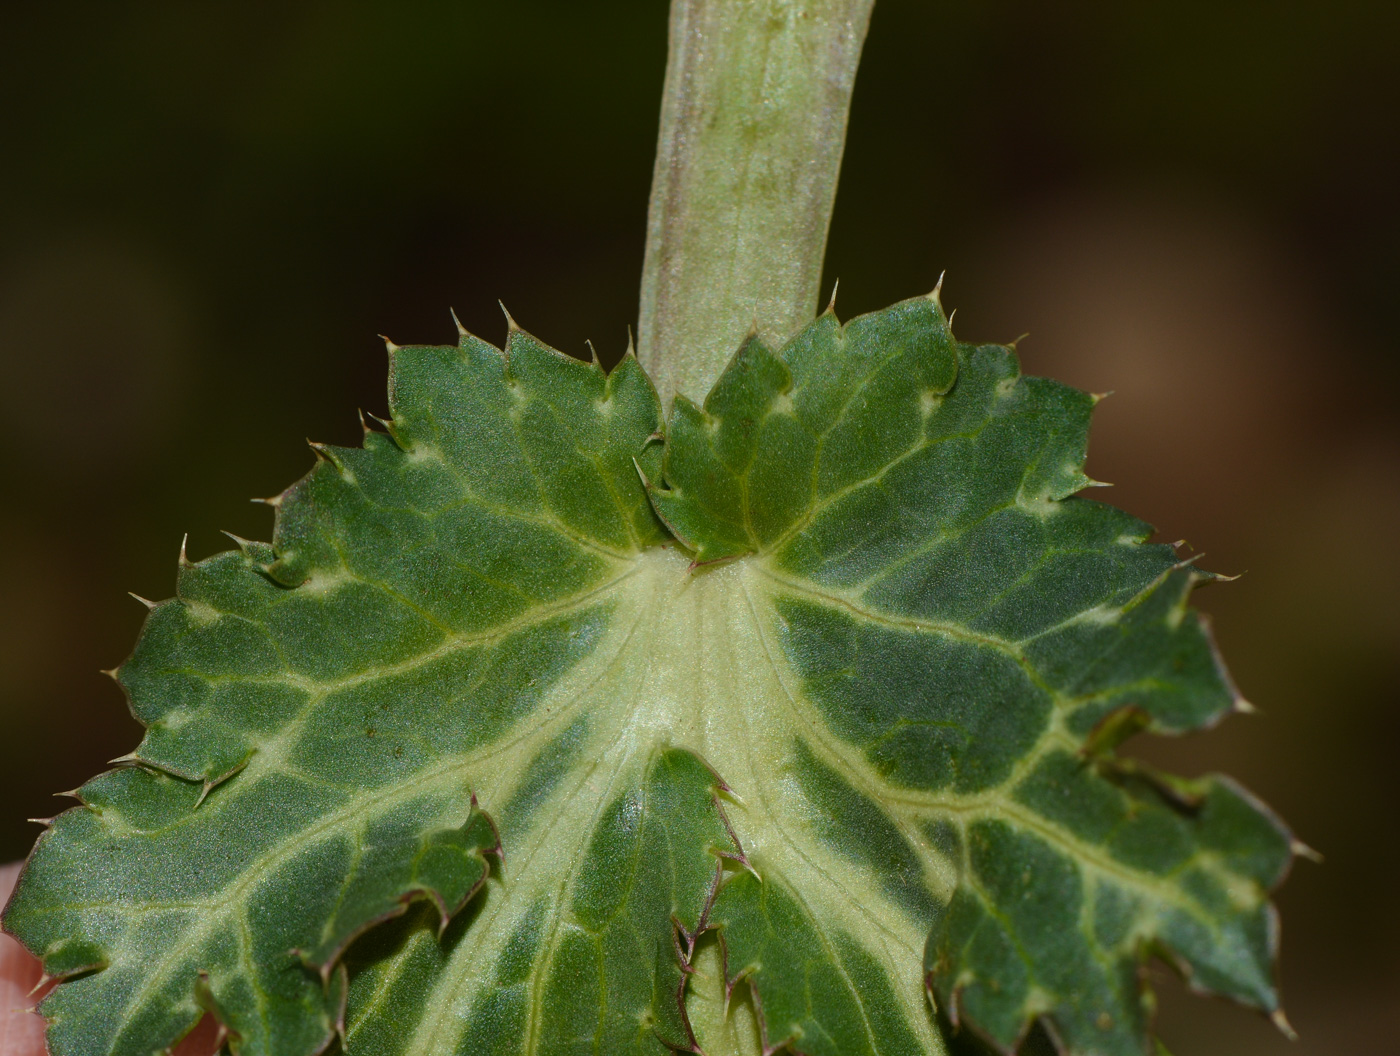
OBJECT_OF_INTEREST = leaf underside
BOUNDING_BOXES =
[3,295,1296,1056]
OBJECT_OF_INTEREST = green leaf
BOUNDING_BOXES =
[4,297,1294,1056]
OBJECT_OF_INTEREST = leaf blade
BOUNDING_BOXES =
[5,299,1295,1056]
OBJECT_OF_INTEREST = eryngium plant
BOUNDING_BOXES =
[2,4,1301,1056]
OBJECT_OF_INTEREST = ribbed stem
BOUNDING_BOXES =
[637,0,875,404]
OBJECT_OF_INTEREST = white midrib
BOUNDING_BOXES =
[392,547,950,1056]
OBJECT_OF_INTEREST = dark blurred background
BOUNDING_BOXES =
[1,2,1395,1052]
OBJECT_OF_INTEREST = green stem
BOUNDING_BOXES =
[637,0,875,404]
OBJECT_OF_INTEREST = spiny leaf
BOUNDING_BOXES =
[4,297,1295,1056]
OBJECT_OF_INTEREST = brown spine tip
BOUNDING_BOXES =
[1290,839,1324,863]
[631,455,656,491]
[178,533,193,568]
[825,278,840,315]
[449,307,469,338]
[220,531,256,557]
[1270,1008,1298,1041]
[379,334,400,353]
[128,592,157,610]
